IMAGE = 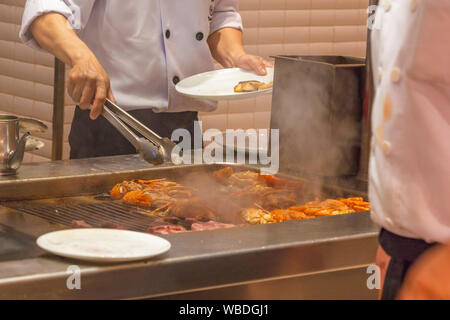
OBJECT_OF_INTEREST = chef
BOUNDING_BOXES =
[369,0,450,299]
[19,0,271,158]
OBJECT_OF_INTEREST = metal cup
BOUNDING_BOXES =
[0,115,28,176]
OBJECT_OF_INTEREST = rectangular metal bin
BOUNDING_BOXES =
[271,55,366,177]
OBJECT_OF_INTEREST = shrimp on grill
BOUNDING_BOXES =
[337,197,370,211]
[288,197,369,217]
[121,190,152,206]
[110,180,146,199]
[110,171,371,227]
[242,208,275,224]
[271,209,311,222]
[110,178,171,200]
[113,177,204,217]
[212,166,234,182]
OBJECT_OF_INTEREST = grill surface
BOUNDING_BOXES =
[1,162,368,234]
[2,197,178,232]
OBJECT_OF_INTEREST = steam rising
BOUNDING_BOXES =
[171,55,365,217]
[270,55,364,197]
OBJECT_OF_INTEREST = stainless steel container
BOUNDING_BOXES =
[270,55,365,177]
[0,115,29,176]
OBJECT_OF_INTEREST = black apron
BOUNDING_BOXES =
[379,228,436,300]
[68,106,198,159]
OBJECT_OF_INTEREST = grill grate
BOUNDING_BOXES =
[2,200,174,232]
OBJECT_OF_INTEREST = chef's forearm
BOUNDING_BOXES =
[208,27,246,68]
[30,13,94,67]
[30,12,113,119]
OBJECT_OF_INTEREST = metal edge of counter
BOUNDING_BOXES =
[0,211,379,299]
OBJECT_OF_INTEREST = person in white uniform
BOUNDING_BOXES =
[20,0,271,158]
[369,0,450,299]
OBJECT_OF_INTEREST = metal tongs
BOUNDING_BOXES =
[102,99,176,165]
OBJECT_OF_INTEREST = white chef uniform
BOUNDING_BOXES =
[369,0,450,244]
[19,0,243,112]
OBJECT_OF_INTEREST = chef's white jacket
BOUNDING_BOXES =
[19,0,243,112]
[369,0,450,243]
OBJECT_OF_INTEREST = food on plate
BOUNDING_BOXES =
[233,80,273,93]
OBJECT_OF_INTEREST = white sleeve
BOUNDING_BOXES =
[209,0,243,35]
[406,0,450,84]
[19,0,96,50]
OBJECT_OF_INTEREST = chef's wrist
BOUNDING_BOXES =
[67,43,96,67]
[68,52,89,67]
[229,50,247,67]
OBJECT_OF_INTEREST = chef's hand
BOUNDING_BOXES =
[207,28,273,76]
[67,53,115,120]
[234,54,273,76]
[397,244,450,300]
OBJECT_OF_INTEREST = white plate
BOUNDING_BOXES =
[36,229,171,262]
[176,67,274,101]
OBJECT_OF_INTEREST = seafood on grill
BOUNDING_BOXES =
[270,209,311,222]
[214,167,302,190]
[242,197,370,224]
[234,80,273,93]
[122,190,153,206]
[108,167,370,231]
[289,197,369,217]
[213,167,300,210]
[110,180,147,200]
[242,208,275,225]
[111,178,218,222]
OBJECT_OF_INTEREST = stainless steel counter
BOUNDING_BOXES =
[0,155,380,299]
